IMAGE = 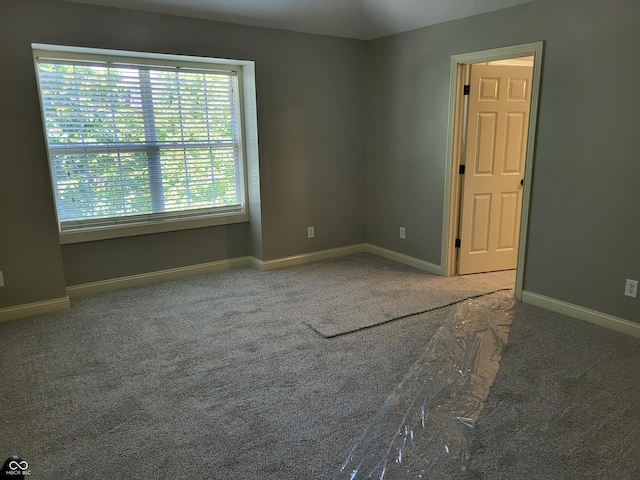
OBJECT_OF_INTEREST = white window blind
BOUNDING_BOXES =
[35,50,246,234]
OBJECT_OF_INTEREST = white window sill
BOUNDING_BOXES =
[59,211,249,244]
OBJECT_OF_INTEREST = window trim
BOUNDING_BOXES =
[32,44,254,244]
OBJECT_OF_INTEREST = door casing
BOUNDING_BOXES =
[441,42,544,301]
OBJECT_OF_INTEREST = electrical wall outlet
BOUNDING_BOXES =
[307,226,315,238]
[625,279,638,298]
[0,271,4,287]
[399,227,406,239]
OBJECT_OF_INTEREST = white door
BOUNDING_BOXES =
[458,64,533,275]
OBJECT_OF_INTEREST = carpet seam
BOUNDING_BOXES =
[307,287,513,339]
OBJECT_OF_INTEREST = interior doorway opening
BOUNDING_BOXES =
[441,42,544,301]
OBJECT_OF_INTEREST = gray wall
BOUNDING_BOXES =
[365,0,640,322]
[0,0,366,304]
[2,0,639,325]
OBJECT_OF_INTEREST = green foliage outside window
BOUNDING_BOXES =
[37,61,242,225]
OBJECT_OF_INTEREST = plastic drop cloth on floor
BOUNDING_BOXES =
[334,292,515,479]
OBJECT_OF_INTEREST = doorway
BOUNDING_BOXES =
[459,60,533,274]
[441,42,544,301]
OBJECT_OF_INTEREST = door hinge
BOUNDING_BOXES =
[459,164,466,175]
[463,85,470,95]
[455,238,461,248]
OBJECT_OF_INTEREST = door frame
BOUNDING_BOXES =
[441,42,544,301]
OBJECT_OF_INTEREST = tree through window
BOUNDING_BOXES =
[34,47,247,237]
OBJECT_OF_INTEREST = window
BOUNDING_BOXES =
[33,45,250,242]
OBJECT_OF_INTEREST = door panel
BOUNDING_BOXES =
[497,192,519,250]
[479,77,500,100]
[471,194,491,253]
[476,113,497,174]
[504,113,526,173]
[508,78,528,100]
[458,64,533,275]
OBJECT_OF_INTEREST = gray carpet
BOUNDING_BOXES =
[463,299,640,480]
[1,253,638,479]
[0,254,458,479]
[300,257,513,337]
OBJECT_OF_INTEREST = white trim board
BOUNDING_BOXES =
[63,243,440,299]
[253,243,441,274]
[1,244,436,322]
[254,244,367,271]
[441,41,544,303]
[66,246,369,299]
[522,291,640,339]
[0,296,70,323]
[65,246,369,299]
[3,246,640,340]
[67,256,254,298]
[365,244,442,275]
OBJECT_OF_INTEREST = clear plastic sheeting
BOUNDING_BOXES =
[334,292,515,479]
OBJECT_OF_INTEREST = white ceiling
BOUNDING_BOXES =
[61,0,536,40]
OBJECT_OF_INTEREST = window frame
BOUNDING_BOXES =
[32,44,252,244]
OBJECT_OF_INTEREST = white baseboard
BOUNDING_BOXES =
[67,256,254,298]
[66,244,441,296]
[522,291,640,339]
[253,243,443,275]
[4,244,441,321]
[365,244,443,275]
[254,244,367,271]
[16,249,638,342]
[0,296,71,323]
